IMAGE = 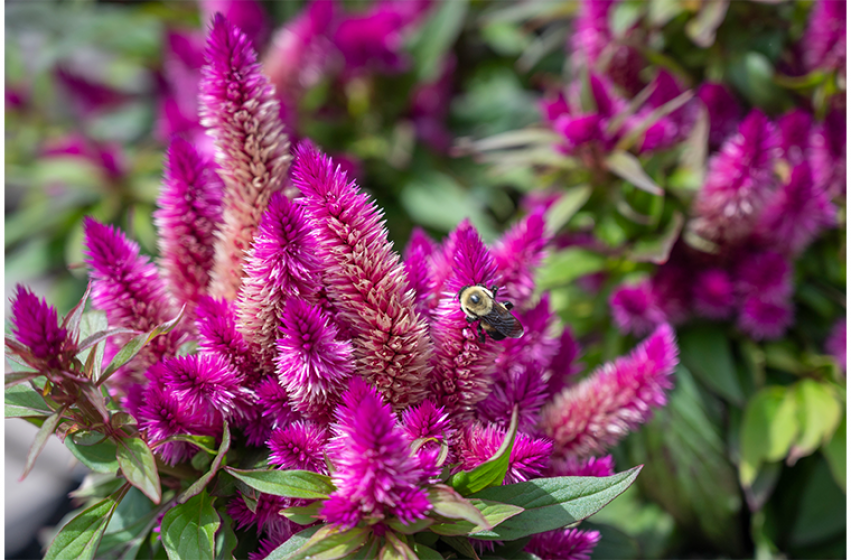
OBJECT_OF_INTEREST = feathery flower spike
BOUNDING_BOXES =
[10,285,70,368]
[267,421,328,472]
[609,280,667,337]
[200,14,291,301]
[526,528,601,560]
[491,209,548,309]
[403,227,437,316]
[696,82,742,150]
[195,296,264,387]
[692,268,736,320]
[292,142,432,409]
[737,296,793,341]
[550,455,615,478]
[802,0,846,74]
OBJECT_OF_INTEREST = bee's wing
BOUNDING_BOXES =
[485,305,525,338]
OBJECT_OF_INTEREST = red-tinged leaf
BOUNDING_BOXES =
[430,499,523,536]
[281,525,370,560]
[78,327,139,352]
[263,526,322,560]
[21,408,64,480]
[4,371,40,388]
[440,536,480,560]
[116,436,162,503]
[428,485,489,526]
[386,515,434,535]
[382,531,417,560]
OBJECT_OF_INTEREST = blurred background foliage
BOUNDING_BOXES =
[5,0,846,558]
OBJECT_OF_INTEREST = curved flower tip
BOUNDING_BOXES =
[276,299,354,421]
[737,295,793,341]
[803,0,846,73]
[268,421,328,472]
[195,296,264,387]
[693,268,735,320]
[154,136,222,314]
[199,1,270,51]
[228,492,293,541]
[526,528,602,560]
[826,319,846,373]
[10,285,69,365]
[321,377,430,528]
[200,13,291,301]
[692,109,779,244]
[237,191,322,369]
[491,209,549,308]
[542,323,678,458]
[609,280,667,337]
[292,142,432,410]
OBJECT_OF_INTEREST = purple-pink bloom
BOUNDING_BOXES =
[756,162,835,255]
[802,0,846,74]
[195,296,264,387]
[697,83,742,150]
[154,136,222,316]
[526,528,601,560]
[160,354,242,417]
[777,109,813,165]
[429,220,503,422]
[54,67,131,118]
[570,0,613,71]
[692,268,736,320]
[403,227,437,316]
[199,0,270,51]
[810,103,846,196]
[228,492,294,542]
[735,251,792,301]
[491,210,549,308]
[632,70,696,153]
[10,285,69,368]
[332,4,412,75]
[550,455,615,478]
[275,299,354,421]
[547,326,581,395]
[199,14,291,301]
[41,133,126,182]
[542,324,678,458]
[737,295,793,341]
[237,192,322,370]
[826,319,846,372]
[457,423,552,485]
[401,399,454,481]
[268,421,328,472]
[249,375,298,446]
[692,110,780,244]
[292,143,432,410]
[320,378,430,528]
[609,280,667,337]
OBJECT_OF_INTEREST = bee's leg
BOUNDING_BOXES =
[490,285,499,298]
[503,301,514,310]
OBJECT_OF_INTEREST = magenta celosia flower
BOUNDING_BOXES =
[692,268,736,320]
[810,103,846,196]
[570,0,613,70]
[403,227,437,316]
[292,142,432,409]
[159,354,242,417]
[54,67,131,118]
[10,285,70,368]
[275,299,354,421]
[649,262,692,325]
[547,326,581,395]
[542,324,678,458]
[199,14,291,301]
[332,5,410,75]
[491,210,549,308]
[320,378,430,528]
[195,296,264,387]
[410,55,456,152]
[552,74,627,156]
[756,163,835,255]
[609,280,667,337]
[83,217,186,380]
[631,70,696,153]
[246,376,298,446]
[268,421,328,472]
[457,423,552,485]
[156,30,205,142]
[777,109,813,165]
[540,91,570,123]
[526,528,601,560]
[154,137,222,316]
[696,83,742,150]
[734,251,792,301]
[199,0,270,51]
[802,0,846,74]
[692,110,780,244]
[550,455,615,478]
[401,400,454,481]
[826,319,846,372]
[737,295,793,341]
[236,192,322,369]
[429,220,504,422]
[228,492,294,542]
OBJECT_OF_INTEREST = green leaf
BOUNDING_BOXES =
[215,512,238,560]
[22,408,64,480]
[98,308,184,385]
[386,515,434,535]
[382,531,417,560]
[116,436,162,504]
[44,490,123,560]
[468,467,642,540]
[412,543,444,560]
[428,485,489,528]
[627,212,684,264]
[66,434,120,474]
[448,408,518,495]
[5,380,52,418]
[739,387,799,487]
[264,526,322,560]
[604,151,663,196]
[788,380,841,464]
[280,502,322,526]
[439,536,480,559]
[678,325,745,405]
[179,421,231,504]
[409,0,468,82]
[536,249,607,290]
[276,525,369,560]
[685,0,728,47]
[545,185,592,235]
[161,490,220,560]
[822,412,846,492]
[98,487,157,554]
[430,499,523,536]
[224,468,334,500]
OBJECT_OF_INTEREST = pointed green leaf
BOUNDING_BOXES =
[439,536,480,560]
[679,325,745,405]
[822,413,846,492]
[605,151,663,195]
[116,436,162,503]
[789,380,841,464]
[215,512,239,560]
[383,531,417,560]
[280,502,322,526]
[264,526,322,560]
[78,327,138,353]
[739,387,799,487]
[66,435,120,474]
[280,525,369,560]
[428,485,489,527]
[161,490,220,560]
[409,0,468,82]
[447,408,518,495]
[536,248,607,290]
[224,468,334,499]
[179,422,231,504]
[44,490,123,560]
[5,381,52,418]
[22,408,64,480]
[686,0,728,47]
[467,466,642,540]
[430,499,523,536]
[544,185,592,235]
[412,543,444,560]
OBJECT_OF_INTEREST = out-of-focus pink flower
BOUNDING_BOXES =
[228,492,294,542]
[156,30,206,144]
[650,262,692,325]
[236,192,321,369]
[54,67,131,118]
[195,296,264,386]
[802,0,846,74]
[826,319,846,372]
[491,210,549,309]
[154,137,222,316]
[737,295,793,341]
[810,103,846,196]
[332,2,416,75]
[526,528,601,560]
[546,326,581,395]
[542,324,678,458]
[401,399,454,480]
[734,250,792,301]
[198,0,270,51]
[410,55,456,152]
[41,134,126,181]
[276,299,354,421]
[609,280,667,337]
[692,268,736,320]
[10,285,70,368]
[457,423,553,485]
[631,70,697,154]
[320,378,430,529]
[697,83,742,150]
[200,14,291,301]
[756,163,835,255]
[692,110,780,244]
[540,91,570,123]
[293,143,432,410]
[550,455,615,478]
[777,109,813,165]
[551,74,627,156]
[268,421,329,472]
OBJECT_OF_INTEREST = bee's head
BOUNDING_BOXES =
[459,285,493,315]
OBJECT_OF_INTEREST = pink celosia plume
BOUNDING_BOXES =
[526,528,601,560]
[491,209,549,308]
[9,285,70,369]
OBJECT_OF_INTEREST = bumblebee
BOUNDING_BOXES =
[458,284,524,342]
